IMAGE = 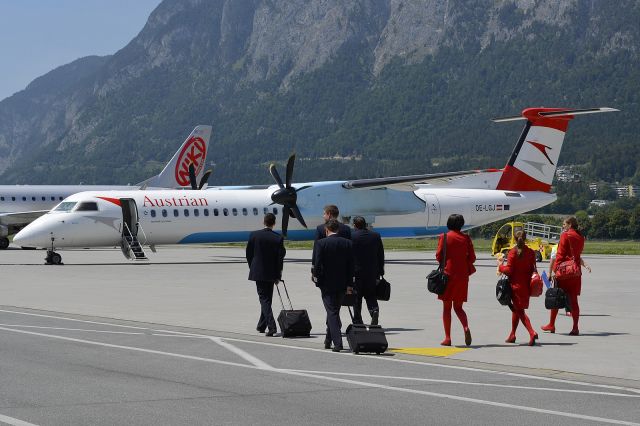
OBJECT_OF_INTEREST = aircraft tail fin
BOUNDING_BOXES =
[494,107,617,192]
[141,125,212,189]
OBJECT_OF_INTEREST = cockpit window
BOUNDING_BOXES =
[54,202,77,212]
[75,202,98,211]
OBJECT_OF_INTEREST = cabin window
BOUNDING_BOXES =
[75,202,98,211]
[12,197,16,201]
[214,208,219,216]
[232,208,238,216]
[0,197,4,201]
[194,209,199,217]
[273,208,278,215]
[203,209,209,217]
[54,202,77,212]
[41,196,46,201]
[263,207,268,215]
[59,196,63,201]
[242,208,248,216]
[173,209,179,217]
[50,196,55,201]
[150,210,156,218]
[223,208,229,216]
[184,209,190,217]
[22,196,26,201]
[253,208,259,216]
[31,196,36,201]
[162,209,167,218]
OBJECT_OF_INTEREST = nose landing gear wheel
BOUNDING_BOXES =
[45,250,63,265]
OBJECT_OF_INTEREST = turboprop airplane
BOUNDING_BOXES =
[0,125,212,249]
[13,107,617,265]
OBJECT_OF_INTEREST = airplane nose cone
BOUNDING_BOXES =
[13,223,53,248]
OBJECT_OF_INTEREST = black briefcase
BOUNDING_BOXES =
[345,307,388,354]
[376,277,391,301]
[545,287,567,310]
[496,275,512,306]
[276,281,312,338]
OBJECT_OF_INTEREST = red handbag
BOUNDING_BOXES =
[530,272,543,297]
[555,259,581,280]
[554,239,581,281]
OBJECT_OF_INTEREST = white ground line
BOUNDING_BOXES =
[0,413,39,426]
[288,370,640,398]
[2,307,639,395]
[208,337,273,369]
[0,324,147,335]
[0,326,638,426]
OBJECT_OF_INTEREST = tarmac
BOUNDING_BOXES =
[1,244,638,385]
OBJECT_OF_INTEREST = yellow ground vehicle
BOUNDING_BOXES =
[492,222,560,262]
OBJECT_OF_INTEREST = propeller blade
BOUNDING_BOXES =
[285,153,295,188]
[188,163,197,190]
[269,163,285,189]
[289,204,307,228]
[281,207,290,238]
[198,169,212,190]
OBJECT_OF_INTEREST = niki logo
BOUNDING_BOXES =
[527,140,554,165]
[175,136,207,187]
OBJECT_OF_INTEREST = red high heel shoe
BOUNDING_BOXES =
[505,333,516,343]
[569,329,579,336]
[541,324,555,333]
[440,338,451,346]
[529,333,539,346]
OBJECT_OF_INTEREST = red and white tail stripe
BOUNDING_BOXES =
[495,107,617,192]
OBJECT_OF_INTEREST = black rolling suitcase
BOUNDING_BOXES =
[276,280,312,338]
[345,306,388,355]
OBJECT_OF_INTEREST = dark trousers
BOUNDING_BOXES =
[256,281,277,332]
[353,280,380,324]
[321,289,343,348]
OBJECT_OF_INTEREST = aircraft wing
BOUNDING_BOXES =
[342,170,489,191]
[0,210,49,226]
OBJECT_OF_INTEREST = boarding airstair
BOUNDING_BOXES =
[523,222,562,243]
[121,221,148,261]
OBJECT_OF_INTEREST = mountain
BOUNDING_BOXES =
[0,0,638,186]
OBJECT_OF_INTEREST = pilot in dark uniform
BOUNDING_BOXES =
[246,213,286,337]
[314,204,351,241]
[312,219,354,352]
[351,216,384,325]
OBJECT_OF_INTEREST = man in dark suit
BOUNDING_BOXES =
[314,204,351,241]
[351,216,385,325]
[312,219,354,352]
[246,213,286,337]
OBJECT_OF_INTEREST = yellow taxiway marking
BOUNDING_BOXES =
[391,347,470,357]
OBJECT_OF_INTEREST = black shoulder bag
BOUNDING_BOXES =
[427,233,448,295]
[496,275,512,306]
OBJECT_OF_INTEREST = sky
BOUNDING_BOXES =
[0,0,161,101]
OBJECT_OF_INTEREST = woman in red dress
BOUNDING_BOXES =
[543,216,585,335]
[497,231,538,346]
[435,214,476,346]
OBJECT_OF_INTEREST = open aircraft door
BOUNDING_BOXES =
[423,194,441,229]
[120,198,139,238]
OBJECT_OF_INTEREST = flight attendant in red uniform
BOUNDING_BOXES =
[498,231,539,346]
[435,214,476,346]
[543,216,585,335]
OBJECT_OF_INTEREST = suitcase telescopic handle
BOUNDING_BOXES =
[275,280,294,311]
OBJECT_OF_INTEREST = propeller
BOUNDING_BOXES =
[188,163,213,190]
[269,154,308,237]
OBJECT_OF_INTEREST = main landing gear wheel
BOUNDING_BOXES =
[45,250,63,265]
[0,237,9,250]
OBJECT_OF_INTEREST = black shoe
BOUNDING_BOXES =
[370,311,379,326]
[324,339,332,349]
[265,330,276,337]
[256,327,266,333]
[332,347,343,352]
